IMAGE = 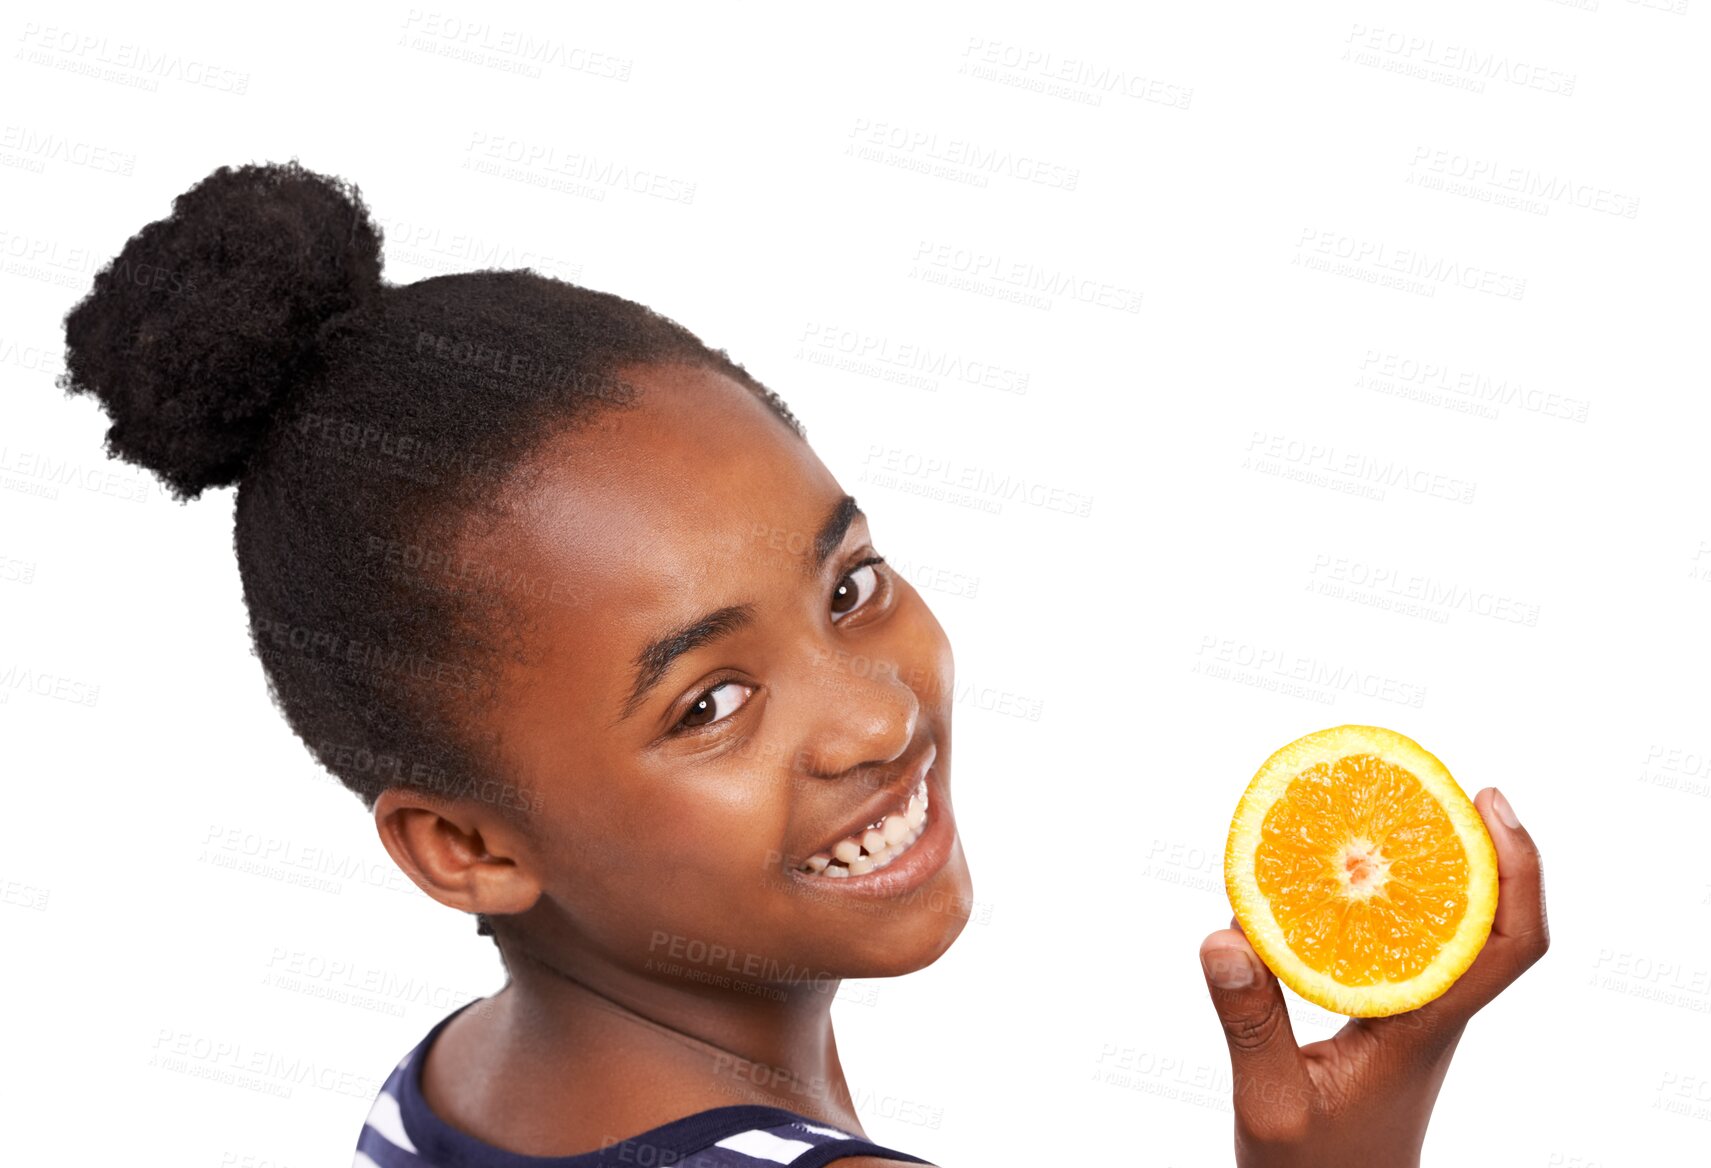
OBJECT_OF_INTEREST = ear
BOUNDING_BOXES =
[372,787,541,918]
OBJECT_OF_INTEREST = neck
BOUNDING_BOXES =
[490,924,868,1136]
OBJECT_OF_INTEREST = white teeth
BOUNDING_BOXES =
[797,780,933,876]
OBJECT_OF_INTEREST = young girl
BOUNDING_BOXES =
[58,160,1549,1167]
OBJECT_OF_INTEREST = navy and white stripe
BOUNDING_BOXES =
[354,1004,935,1167]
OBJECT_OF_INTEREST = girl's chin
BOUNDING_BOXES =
[813,857,975,978]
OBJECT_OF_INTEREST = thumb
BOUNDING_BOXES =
[1200,922,1312,1128]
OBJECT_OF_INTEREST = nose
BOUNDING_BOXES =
[792,641,921,780]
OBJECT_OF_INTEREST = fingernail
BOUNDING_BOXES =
[1492,787,1521,830]
[1203,947,1256,989]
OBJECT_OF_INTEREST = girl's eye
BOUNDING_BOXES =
[671,554,889,737]
[676,679,755,733]
[830,555,889,622]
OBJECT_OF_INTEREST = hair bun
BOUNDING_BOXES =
[58,158,385,500]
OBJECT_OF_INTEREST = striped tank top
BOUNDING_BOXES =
[353,1003,937,1167]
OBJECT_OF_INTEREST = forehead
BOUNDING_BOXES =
[507,363,833,574]
[471,364,848,673]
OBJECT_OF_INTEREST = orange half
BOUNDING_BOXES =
[1224,725,1498,1017]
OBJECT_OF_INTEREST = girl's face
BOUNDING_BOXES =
[438,361,972,984]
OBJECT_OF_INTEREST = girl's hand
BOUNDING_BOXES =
[1197,787,1549,1168]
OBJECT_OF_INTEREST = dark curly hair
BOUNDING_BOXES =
[58,159,806,832]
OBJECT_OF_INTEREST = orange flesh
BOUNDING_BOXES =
[1255,753,1470,985]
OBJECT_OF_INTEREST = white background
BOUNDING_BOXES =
[3,2,1708,1165]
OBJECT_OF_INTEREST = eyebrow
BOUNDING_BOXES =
[614,494,864,725]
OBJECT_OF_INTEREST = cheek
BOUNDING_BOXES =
[546,778,786,906]
[669,782,792,894]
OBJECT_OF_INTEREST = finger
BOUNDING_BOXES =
[1391,785,1550,1040]
[1199,927,1312,1131]
[1478,786,1549,953]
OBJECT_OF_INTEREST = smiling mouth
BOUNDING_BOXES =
[798,777,930,877]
